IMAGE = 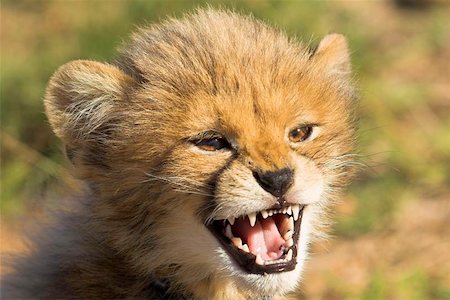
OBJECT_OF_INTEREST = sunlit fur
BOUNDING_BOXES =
[3,9,357,299]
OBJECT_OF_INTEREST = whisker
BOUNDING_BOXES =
[143,172,212,196]
[172,188,214,198]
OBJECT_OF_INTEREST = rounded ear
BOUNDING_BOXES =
[44,60,135,146]
[311,33,351,78]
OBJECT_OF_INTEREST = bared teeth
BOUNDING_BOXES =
[286,206,292,216]
[258,248,295,265]
[286,249,293,261]
[215,204,303,268]
[225,225,234,239]
[248,212,257,227]
[261,210,269,219]
[292,205,300,221]
[221,204,302,248]
[231,237,242,248]
[286,238,294,247]
[255,254,264,265]
[283,230,293,241]
[278,216,293,235]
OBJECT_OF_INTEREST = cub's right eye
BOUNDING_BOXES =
[192,136,231,152]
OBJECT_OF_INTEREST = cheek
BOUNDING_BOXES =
[287,155,324,204]
[149,193,222,267]
[153,146,234,218]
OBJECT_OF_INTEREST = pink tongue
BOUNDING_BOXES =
[233,216,285,261]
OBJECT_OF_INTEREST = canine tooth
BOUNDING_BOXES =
[228,217,235,225]
[286,249,293,261]
[286,206,292,216]
[241,244,250,253]
[255,254,264,265]
[283,230,293,240]
[231,237,243,248]
[248,212,257,227]
[292,205,300,221]
[287,238,294,247]
[261,210,269,219]
[225,225,234,239]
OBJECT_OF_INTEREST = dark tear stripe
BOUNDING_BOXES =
[198,152,238,222]
[145,138,238,222]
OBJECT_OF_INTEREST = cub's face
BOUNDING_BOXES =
[150,79,355,294]
[45,11,356,297]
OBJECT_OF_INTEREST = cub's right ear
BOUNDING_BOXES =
[311,33,351,79]
[44,60,135,146]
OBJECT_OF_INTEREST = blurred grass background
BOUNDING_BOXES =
[1,1,449,299]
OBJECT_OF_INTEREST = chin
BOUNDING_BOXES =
[207,203,318,296]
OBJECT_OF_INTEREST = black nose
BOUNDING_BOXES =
[253,168,294,198]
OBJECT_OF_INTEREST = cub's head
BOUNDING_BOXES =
[44,10,357,298]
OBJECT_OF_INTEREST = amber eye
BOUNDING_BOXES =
[288,125,314,143]
[193,136,231,151]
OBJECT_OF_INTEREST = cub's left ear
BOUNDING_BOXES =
[44,60,135,146]
[311,33,351,78]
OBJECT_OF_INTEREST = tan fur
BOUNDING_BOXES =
[3,9,357,299]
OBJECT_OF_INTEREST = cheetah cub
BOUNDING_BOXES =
[3,9,357,300]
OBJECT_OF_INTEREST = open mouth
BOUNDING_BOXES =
[207,204,304,275]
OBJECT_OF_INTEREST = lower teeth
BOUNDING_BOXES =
[254,247,294,266]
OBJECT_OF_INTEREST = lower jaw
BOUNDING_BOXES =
[220,238,298,275]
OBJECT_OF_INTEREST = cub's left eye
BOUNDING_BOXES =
[193,136,231,151]
[288,125,316,143]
